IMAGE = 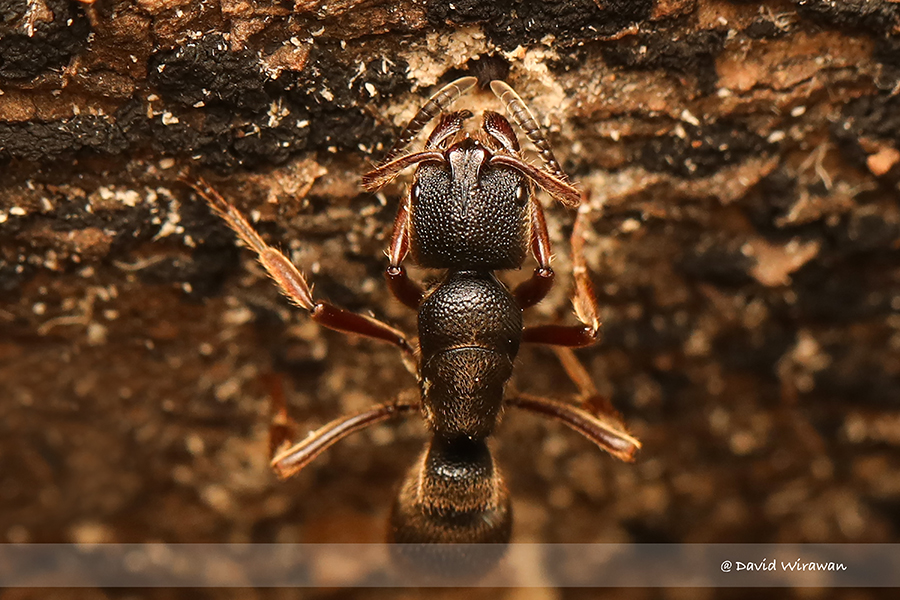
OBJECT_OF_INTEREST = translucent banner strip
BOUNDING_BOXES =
[0,544,896,587]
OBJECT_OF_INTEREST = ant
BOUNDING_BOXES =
[185,75,640,550]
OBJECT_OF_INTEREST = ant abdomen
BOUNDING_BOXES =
[390,436,511,545]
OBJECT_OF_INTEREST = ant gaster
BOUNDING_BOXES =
[187,76,640,547]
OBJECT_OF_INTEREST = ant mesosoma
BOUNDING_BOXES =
[186,76,640,550]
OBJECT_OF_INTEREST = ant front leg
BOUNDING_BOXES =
[380,110,477,310]
[378,76,476,165]
[522,208,601,347]
[361,80,477,192]
[385,187,425,309]
[514,195,556,309]
[184,177,418,374]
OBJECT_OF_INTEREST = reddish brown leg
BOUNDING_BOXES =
[361,78,478,193]
[490,81,571,186]
[515,195,556,309]
[362,150,445,192]
[184,178,417,363]
[424,110,473,150]
[514,318,639,461]
[271,396,420,480]
[482,110,521,154]
[523,209,601,347]
[506,393,640,462]
[362,112,476,192]
[385,188,425,309]
[264,372,298,461]
[551,346,625,426]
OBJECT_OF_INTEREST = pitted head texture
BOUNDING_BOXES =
[411,161,529,270]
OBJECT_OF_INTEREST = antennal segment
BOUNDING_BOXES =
[490,80,571,184]
[378,76,478,165]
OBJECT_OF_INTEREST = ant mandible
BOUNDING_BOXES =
[186,75,640,546]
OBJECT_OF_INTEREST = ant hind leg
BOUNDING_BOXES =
[513,208,640,461]
[510,340,640,463]
[506,391,640,462]
[265,372,298,461]
[270,394,419,480]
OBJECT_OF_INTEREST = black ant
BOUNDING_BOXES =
[185,76,640,550]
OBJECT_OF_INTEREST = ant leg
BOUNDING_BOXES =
[385,187,425,309]
[185,178,417,366]
[380,111,476,310]
[506,393,640,462]
[517,292,639,461]
[522,209,601,347]
[361,150,445,192]
[490,81,570,186]
[265,372,298,460]
[551,345,626,426]
[271,396,420,480]
[424,110,473,150]
[482,110,521,153]
[361,111,471,192]
[514,195,555,309]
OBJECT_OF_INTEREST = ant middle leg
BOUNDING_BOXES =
[184,177,417,369]
[522,208,601,347]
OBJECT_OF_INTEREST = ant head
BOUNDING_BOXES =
[409,154,530,270]
[390,436,511,544]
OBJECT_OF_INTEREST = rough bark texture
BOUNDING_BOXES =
[2,0,900,597]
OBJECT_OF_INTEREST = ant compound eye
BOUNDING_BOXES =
[515,184,526,203]
[411,183,420,201]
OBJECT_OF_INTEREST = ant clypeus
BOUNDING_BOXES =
[184,75,640,551]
